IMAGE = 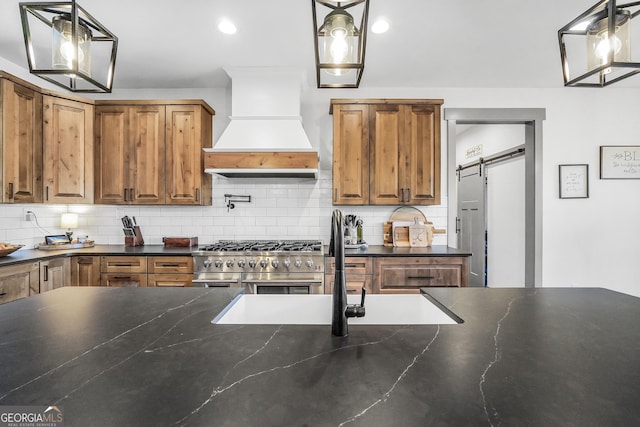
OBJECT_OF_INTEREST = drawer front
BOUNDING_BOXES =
[148,274,193,287]
[101,273,147,287]
[324,274,373,295]
[101,256,147,273]
[325,257,372,275]
[373,257,468,293]
[147,256,193,274]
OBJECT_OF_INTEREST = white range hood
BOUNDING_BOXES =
[204,67,319,178]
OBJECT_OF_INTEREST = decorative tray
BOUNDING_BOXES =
[37,241,95,251]
[0,244,24,257]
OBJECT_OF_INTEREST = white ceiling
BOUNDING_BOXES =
[0,0,632,90]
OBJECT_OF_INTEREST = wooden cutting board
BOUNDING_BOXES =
[383,206,445,247]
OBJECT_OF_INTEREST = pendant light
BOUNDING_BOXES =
[312,0,369,88]
[558,0,640,87]
[19,1,118,93]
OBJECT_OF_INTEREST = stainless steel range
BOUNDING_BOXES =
[192,240,325,294]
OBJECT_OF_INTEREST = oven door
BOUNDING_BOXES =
[243,273,324,295]
[192,272,242,288]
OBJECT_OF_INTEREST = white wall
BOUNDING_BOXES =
[1,61,639,297]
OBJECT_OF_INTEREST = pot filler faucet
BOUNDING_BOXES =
[329,209,365,337]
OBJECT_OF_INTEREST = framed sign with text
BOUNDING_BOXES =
[559,164,589,199]
[600,146,640,179]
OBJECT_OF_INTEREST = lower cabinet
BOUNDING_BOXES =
[70,256,101,286]
[147,256,193,287]
[99,255,194,288]
[324,257,373,295]
[100,256,147,287]
[372,257,469,293]
[0,262,39,304]
[40,257,70,292]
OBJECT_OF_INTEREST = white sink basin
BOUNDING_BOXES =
[213,294,459,325]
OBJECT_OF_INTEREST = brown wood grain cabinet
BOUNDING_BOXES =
[324,257,373,295]
[40,257,70,293]
[95,100,213,206]
[94,104,165,204]
[147,256,194,287]
[0,75,43,203]
[43,95,94,204]
[330,99,442,206]
[70,256,101,286]
[372,257,469,293]
[100,256,147,287]
[0,262,40,304]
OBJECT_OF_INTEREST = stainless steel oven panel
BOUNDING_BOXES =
[192,272,241,288]
[242,273,324,295]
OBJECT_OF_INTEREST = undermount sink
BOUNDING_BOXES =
[213,294,461,325]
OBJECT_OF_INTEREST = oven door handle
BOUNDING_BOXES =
[244,279,323,284]
[192,279,240,284]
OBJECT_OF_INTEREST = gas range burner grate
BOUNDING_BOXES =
[199,240,323,252]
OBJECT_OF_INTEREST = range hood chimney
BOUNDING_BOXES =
[204,67,319,178]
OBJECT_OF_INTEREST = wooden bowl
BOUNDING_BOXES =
[0,244,24,257]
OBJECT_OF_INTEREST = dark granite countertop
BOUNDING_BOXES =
[340,244,471,257]
[0,287,638,426]
[0,245,200,267]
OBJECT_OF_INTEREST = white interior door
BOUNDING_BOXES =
[457,165,486,287]
[486,157,526,287]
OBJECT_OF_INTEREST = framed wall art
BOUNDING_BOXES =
[600,146,640,179]
[559,164,589,199]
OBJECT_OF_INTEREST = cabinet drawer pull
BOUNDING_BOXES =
[113,276,134,280]
[45,186,49,201]
[129,188,135,202]
[407,188,411,201]
[8,182,14,199]
[0,291,6,297]
[43,265,49,282]
[345,263,363,268]
[195,188,200,202]
[113,263,135,267]
[159,264,181,267]
[401,188,405,203]
[407,276,435,280]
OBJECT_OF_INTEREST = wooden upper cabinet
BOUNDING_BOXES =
[94,105,165,204]
[331,104,369,205]
[43,95,94,204]
[166,105,212,205]
[130,106,165,204]
[0,77,43,203]
[331,99,442,206]
[95,100,213,206]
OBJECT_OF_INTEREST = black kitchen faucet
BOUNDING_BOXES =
[329,209,365,337]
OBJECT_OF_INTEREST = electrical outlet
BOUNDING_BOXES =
[24,209,34,221]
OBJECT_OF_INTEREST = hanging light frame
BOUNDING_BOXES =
[558,0,640,87]
[19,0,118,93]
[312,0,370,88]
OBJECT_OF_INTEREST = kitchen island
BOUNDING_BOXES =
[0,287,638,426]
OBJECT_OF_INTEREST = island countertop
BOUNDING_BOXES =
[0,287,638,426]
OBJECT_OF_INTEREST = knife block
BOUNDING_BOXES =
[124,226,144,247]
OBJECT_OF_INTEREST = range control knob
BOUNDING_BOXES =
[260,259,268,269]
[306,259,314,269]
[203,259,212,268]
[294,258,302,268]
[214,259,223,268]
[283,258,291,268]
[248,259,257,268]
[271,259,279,268]
[226,259,234,268]
[237,259,246,268]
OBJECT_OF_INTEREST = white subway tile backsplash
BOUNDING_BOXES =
[0,166,448,248]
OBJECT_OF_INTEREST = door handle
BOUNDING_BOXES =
[455,217,461,234]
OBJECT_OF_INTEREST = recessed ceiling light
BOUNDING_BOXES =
[218,19,237,35]
[371,18,390,34]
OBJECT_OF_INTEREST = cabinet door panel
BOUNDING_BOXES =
[332,104,369,205]
[0,262,39,303]
[43,96,93,203]
[130,106,165,204]
[405,105,440,204]
[70,256,101,286]
[95,107,128,204]
[2,79,43,203]
[166,105,202,205]
[369,104,404,205]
